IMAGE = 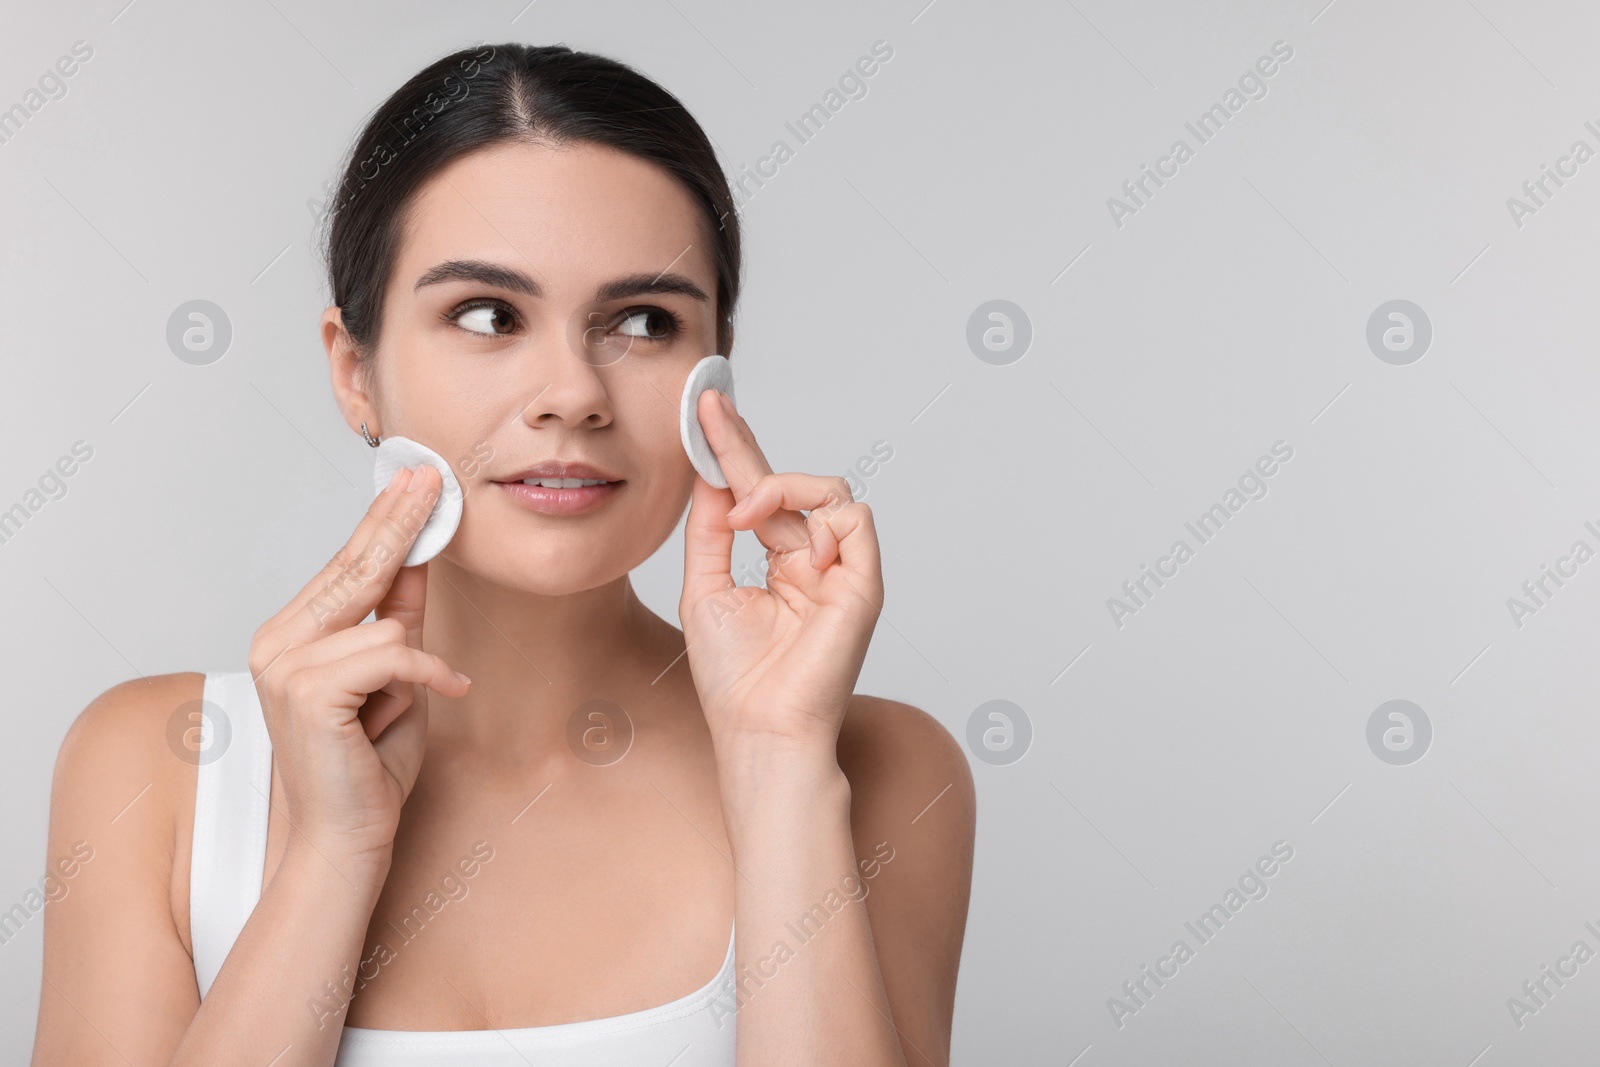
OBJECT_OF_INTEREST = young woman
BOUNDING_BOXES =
[30,41,974,1067]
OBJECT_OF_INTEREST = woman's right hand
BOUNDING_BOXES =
[246,464,470,887]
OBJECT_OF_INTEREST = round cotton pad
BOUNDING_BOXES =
[371,435,464,566]
[680,354,736,489]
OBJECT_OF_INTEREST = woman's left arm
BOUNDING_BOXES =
[680,389,976,1067]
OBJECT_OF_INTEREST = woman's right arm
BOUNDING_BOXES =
[29,674,391,1067]
[169,826,392,1066]
[31,464,469,1066]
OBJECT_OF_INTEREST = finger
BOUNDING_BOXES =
[259,465,419,630]
[695,389,769,497]
[681,472,737,611]
[252,466,409,653]
[359,684,415,742]
[369,692,429,792]
[257,617,420,738]
[362,561,434,739]
[265,617,409,680]
[697,390,810,556]
[726,471,849,531]
[816,499,881,588]
[376,558,430,648]
[269,613,422,739]
[274,465,442,646]
[794,500,883,615]
[808,514,841,571]
[728,473,878,577]
[310,641,469,732]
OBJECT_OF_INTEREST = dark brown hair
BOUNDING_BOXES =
[318,42,740,363]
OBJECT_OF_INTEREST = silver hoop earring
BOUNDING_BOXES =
[360,422,381,448]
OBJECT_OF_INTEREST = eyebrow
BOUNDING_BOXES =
[413,259,711,304]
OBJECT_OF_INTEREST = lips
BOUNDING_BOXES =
[497,460,622,484]
[492,460,624,517]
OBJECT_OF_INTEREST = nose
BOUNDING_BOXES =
[516,322,616,431]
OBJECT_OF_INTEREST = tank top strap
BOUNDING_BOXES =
[190,671,273,1000]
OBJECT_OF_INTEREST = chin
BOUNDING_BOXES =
[438,526,637,594]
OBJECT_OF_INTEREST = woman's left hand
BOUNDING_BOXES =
[679,389,883,756]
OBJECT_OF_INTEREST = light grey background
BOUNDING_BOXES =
[3,0,1598,1063]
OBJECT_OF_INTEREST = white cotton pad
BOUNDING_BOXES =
[371,435,464,566]
[680,354,736,489]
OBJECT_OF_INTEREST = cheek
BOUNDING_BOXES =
[377,353,503,462]
[617,367,694,466]
[612,387,697,526]
[635,411,695,505]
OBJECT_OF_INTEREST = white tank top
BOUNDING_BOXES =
[189,671,739,1065]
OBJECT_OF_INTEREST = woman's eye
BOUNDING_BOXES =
[449,301,517,336]
[446,301,682,344]
[614,306,682,342]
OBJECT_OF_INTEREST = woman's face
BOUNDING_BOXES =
[332,140,725,594]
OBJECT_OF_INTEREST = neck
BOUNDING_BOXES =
[419,556,682,756]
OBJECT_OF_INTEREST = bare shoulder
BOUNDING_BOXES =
[56,672,206,805]
[61,672,206,749]
[50,672,206,941]
[837,693,976,835]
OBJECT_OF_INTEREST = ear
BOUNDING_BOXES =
[322,305,379,437]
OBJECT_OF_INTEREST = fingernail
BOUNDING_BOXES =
[454,670,472,686]
[406,465,427,492]
[718,390,735,414]
[383,468,407,494]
